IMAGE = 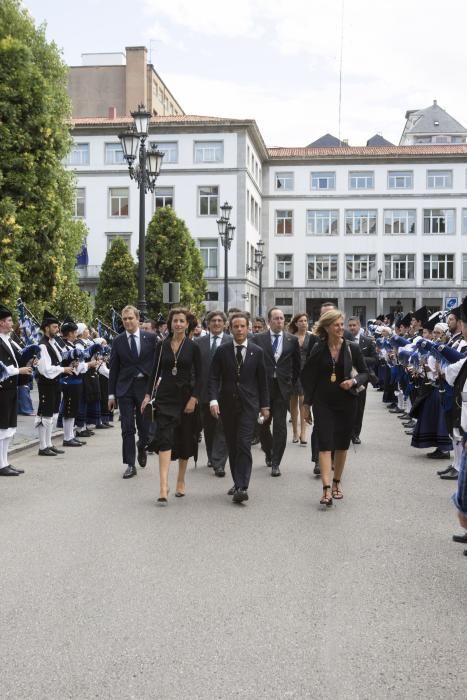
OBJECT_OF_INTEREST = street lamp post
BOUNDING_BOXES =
[118,105,164,314]
[254,240,266,316]
[217,202,235,313]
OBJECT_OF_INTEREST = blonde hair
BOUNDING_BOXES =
[121,305,140,319]
[312,309,344,339]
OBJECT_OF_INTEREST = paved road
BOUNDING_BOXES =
[2,391,466,699]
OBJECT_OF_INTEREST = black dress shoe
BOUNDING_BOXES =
[8,465,24,474]
[38,447,57,456]
[437,464,453,475]
[313,462,321,475]
[137,448,147,468]
[50,446,65,454]
[207,461,213,469]
[389,408,403,414]
[0,466,19,476]
[427,449,450,459]
[271,466,281,477]
[214,468,225,477]
[404,430,413,435]
[402,421,416,428]
[265,454,272,468]
[232,489,249,503]
[227,485,236,495]
[122,465,137,479]
[76,429,94,438]
[439,466,458,480]
[464,550,467,557]
[95,424,110,429]
[63,439,85,447]
[452,532,467,543]
[386,403,397,409]
[351,436,361,445]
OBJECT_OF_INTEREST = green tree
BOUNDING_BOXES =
[94,238,137,324]
[145,207,207,318]
[0,0,86,313]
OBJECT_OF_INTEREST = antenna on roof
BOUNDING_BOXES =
[338,0,345,143]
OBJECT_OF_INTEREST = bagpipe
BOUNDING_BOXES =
[20,343,42,368]
[16,299,42,346]
[95,318,118,343]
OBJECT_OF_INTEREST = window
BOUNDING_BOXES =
[462,209,467,234]
[307,255,338,281]
[73,188,85,218]
[427,170,453,188]
[311,171,335,190]
[194,141,223,163]
[345,209,377,235]
[345,254,376,281]
[152,141,178,163]
[388,170,413,189]
[104,143,125,165]
[106,233,131,251]
[384,254,415,280]
[246,190,250,220]
[275,297,293,306]
[205,291,219,301]
[109,188,129,217]
[276,255,293,280]
[275,210,293,235]
[198,239,218,277]
[199,186,219,216]
[250,194,254,223]
[349,171,374,189]
[423,209,455,234]
[306,210,338,235]
[423,254,454,280]
[155,187,174,209]
[384,209,416,235]
[275,172,294,191]
[415,136,432,144]
[463,254,467,280]
[66,143,89,166]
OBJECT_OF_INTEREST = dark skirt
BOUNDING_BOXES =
[62,384,82,419]
[37,381,61,418]
[313,399,356,451]
[0,389,17,429]
[148,408,201,461]
[411,388,453,450]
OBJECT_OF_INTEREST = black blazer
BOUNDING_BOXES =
[208,340,269,413]
[194,332,233,404]
[301,338,369,406]
[108,330,158,398]
[253,331,300,400]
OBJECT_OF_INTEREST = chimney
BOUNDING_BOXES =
[433,99,437,106]
[342,139,349,146]
[108,106,117,120]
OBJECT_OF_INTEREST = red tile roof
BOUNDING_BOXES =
[268,145,467,158]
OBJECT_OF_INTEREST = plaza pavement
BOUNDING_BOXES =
[1,390,466,699]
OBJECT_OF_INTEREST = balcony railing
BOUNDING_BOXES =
[76,265,101,279]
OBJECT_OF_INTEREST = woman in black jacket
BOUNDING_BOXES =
[301,310,368,507]
[141,308,202,505]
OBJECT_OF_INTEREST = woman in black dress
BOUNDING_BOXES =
[301,310,368,507]
[288,312,312,445]
[141,308,202,505]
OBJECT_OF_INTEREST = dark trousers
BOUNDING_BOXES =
[259,380,288,467]
[353,389,366,438]
[118,378,148,466]
[201,403,227,468]
[221,402,256,490]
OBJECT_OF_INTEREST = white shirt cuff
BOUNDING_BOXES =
[108,394,115,401]
[209,400,219,407]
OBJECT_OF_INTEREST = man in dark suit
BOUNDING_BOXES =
[108,305,158,478]
[253,307,300,476]
[348,316,376,444]
[209,312,269,503]
[194,309,232,477]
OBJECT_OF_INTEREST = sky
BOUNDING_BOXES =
[23,0,467,147]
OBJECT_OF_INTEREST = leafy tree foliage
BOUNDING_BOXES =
[94,238,137,324]
[145,207,207,318]
[0,0,86,316]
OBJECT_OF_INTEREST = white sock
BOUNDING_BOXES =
[0,439,7,468]
[2,437,10,466]
[38,423,48,450]
[45,417,54,448]
[63,418,75,442]
[453,441,462,472]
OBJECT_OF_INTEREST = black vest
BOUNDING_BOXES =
[0,337,20,390]
[37,336,62,386]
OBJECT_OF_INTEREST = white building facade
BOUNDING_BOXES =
[69,115,467,322]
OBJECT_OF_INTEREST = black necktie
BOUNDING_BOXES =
[236,345,243,368]
[210,335,219,355]
[272,334,280,354]
[129,334,138,360]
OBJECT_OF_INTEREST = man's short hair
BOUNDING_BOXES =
[348,316,360,324]
[267,306,284,320]
[229,312,249,326]
[121,305,140,319]
[206,309,227,324]
[143,318,156,330]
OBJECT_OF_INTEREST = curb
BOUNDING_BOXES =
[10,431,64,456]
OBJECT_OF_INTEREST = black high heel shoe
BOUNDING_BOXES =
[319,485,333,507]
[157,488,170,505]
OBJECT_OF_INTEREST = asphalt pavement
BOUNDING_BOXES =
[1,390,466,699]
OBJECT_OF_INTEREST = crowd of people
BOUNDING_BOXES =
[0,298,465,556]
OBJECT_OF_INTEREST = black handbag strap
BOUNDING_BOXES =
[149,342,163,400]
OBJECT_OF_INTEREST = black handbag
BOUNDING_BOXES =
[143,343,163,422]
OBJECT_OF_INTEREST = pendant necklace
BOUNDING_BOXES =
[171,336,186,376]
[329,344,340,383]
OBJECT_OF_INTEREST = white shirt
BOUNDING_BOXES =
[269,330,283,361]
[0,333,19,376]
[209,332,223,352]
[126,328,141,356]
[209,340,248,407]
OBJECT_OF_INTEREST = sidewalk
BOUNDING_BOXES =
[12,385,63,454]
